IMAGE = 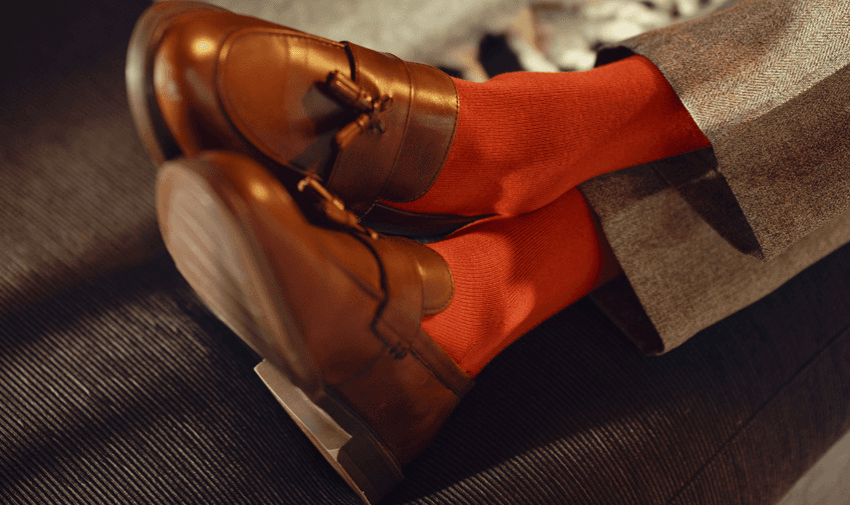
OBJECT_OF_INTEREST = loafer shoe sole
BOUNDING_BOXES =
[157,155,405,504]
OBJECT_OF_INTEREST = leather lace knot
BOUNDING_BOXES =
[324,70,393,150]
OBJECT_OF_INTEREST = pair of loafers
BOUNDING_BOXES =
[127,2,474,503]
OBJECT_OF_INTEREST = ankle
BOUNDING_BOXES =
[422,189,606,375]
[386,56,710,219]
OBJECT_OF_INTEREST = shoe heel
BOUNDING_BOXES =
[255,360,403,505]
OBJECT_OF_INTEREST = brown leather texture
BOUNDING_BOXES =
[146,2,458,218]
[329,43,459,212]
[202,151,473,466]
[385,236,455,315]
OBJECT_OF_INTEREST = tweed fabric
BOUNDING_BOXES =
[599,0,850,261]
[582,0,850,351]
[584,151,850,352]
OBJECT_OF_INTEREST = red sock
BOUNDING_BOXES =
[424,188,605,376]
[388,55,710,217]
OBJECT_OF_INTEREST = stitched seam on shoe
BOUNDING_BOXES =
[406,347,467,396]
[374,55,414,204]
[350,232,466,396]
[321,249,384,302]
[347,232,403,354]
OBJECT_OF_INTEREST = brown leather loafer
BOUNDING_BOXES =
[129,1,479,236]
[156,150,473,504]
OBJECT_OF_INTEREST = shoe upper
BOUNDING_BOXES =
[149,3,459,217]
[188,151,473,467]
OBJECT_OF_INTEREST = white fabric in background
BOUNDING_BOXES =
[166,0,528,64]
[155,0,726,77]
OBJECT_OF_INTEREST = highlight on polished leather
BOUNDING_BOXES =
[127,0,477,236]
[156,150,473,504]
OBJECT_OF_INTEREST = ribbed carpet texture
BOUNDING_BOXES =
[2,0,850,503]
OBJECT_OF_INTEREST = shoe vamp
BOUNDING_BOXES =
[219,31,353,178]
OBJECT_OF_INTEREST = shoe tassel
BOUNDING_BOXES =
[324,70,393,150]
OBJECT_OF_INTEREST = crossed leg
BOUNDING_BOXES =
[385,55,710,375]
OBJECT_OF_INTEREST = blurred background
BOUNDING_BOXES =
[154,0,725,81]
